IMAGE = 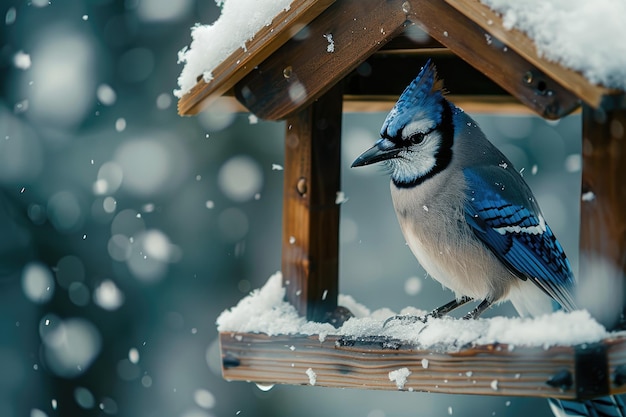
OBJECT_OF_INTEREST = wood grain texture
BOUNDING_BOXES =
[220,331,626,399]
[202,94,536,114]
[177,0,335,116]
[343,96,535,114]
[233,0,586,120]
[281,83,343,322]
[580,106,626,331]
[181,0,624,118]
[445,0,621,109]
[407,0,580,119]
[234,0,408,120]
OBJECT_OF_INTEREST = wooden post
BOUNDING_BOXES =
[580,104,626,330]
[281,82,343,322]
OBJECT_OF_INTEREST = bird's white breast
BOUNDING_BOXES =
[390,170,516,302]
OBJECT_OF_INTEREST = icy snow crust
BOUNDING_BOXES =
[480,0,626,90]
[175,0,292,98]
[216,273,610,351]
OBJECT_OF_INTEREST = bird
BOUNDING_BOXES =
[351,60,624,417]
[352,59,575,320]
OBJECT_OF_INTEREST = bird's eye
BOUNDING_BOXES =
[409,132,425,145]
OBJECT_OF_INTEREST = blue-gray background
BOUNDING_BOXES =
[1,1,582,416]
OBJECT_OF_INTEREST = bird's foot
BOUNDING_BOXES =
[462,311,478,320]
[462,299,492,320]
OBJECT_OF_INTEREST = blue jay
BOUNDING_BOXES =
[351,60,624,417]
[352,59,574,319]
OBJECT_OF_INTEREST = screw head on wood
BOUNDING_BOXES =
[546,370,573,390]
[523,71,534,85]
[223,353,241,368]
[296,177,307,196]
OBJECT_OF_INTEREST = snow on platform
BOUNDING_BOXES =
[217,272,610,351]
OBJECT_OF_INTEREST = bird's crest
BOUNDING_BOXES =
[381,59,446,139]
[396,59,445,109]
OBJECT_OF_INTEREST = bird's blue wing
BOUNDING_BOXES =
[549,396,626,417]
[463,167,576,311]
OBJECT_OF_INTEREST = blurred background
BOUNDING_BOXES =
[0,1,583,416]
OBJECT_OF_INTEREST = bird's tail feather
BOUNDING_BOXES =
[548,396,625,417]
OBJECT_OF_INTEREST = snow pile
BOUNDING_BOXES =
[216,273,610,351]
[481,0,626,90]
[305,368,317,385]
[388,368,411,390]
[175,0,292,97]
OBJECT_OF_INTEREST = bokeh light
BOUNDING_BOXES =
[194,389,216,409]
[93,280,124,310]
[96,84,117,106]
[114,136,189,197]
[21,262,54,304]
[125,229,179,282]
[94,161,123,196]
[136,0,194,22]
[197,100,237,132]
[217,155,263,202]
[47,191,84,233]
[23,26,96,132]
[74,387,95,409]
[40,316,102,378]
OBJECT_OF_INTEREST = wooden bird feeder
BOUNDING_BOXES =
[179,0,626,400]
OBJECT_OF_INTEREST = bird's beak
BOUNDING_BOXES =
[351,140,401,167]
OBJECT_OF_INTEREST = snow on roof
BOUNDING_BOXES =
[480,0,626,90]
[176,0,626,101]
[174,0,292,98]
[216,272,610,351]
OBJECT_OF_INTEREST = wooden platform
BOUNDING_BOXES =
[220,332,626,400]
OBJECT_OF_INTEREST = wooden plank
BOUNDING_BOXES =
[177,0,335,116]
[407,0,581,120]
[445,0,621,109]
[343,95,536,115]
[213,94,535,114]
[281,83,343,322]
[220,332,626,399]
[234,0,408,120]
[580,105,626,331]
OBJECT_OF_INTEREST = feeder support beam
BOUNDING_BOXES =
[281,82,343,322]
[580,105,626,330]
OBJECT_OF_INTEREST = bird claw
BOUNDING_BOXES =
[462,311,476,320]
[383,314,429,328]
